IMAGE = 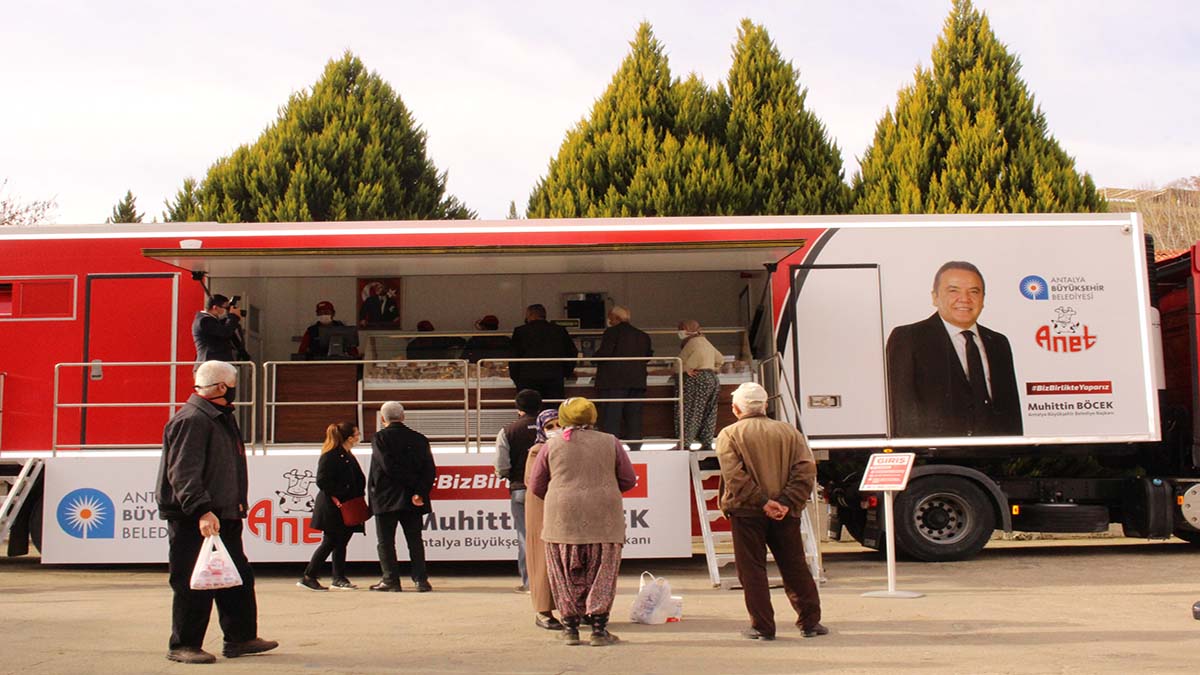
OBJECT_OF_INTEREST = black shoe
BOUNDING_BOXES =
[166,647,216,664]
[741,628,775,641]
[222,637,278,658]
[589,613,619,646]
[369,579,402,592]
[580,614,595,626]
[296,576,327,592]
[801,622,829,638]
[561,617,582,645]
[330,577,357,590]
[536,613,564,630]
[414,580,433,592]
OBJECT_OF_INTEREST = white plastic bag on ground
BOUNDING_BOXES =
[630,571,673,624]
[189,534,244,590]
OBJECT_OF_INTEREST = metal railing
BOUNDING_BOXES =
[51,361,256,454]
[757,353,801,428]
[475,356,684,452]
[262,359,470,449]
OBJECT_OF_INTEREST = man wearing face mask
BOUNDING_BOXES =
[192,295,242,366]
[157,360,277,664]
[297,301,357,359]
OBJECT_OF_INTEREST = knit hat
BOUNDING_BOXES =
[558,397,598,427]
[315,300,335,315]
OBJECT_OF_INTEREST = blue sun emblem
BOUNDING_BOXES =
[1019,275,1049,300]
[56,488,116,539]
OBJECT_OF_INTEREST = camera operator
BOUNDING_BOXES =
[193,294,247,366]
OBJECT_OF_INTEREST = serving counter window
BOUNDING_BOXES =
[267,328,756,447]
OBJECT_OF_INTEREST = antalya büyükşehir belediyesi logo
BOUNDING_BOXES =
[1020,275,1049,300]
[56,487,116,539]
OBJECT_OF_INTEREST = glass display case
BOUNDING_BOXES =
[360,327,754,389]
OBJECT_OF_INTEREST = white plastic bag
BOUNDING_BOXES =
[630,571,673,624]
[189,534,244,590]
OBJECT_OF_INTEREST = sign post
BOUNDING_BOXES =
[859,452,923,599]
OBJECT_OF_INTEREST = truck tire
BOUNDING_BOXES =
[1175,529,1200,546]
[893,476,995,562]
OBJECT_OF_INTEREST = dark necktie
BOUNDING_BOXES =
[962,330,989,405]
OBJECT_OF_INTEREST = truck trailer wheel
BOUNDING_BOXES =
[894,476,995,562]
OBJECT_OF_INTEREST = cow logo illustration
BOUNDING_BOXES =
[1051,306,1079,334]
[275,469,316,514]
[56,488,116,539]
[1020,275,1049,300]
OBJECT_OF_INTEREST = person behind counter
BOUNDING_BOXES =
[298,422,368,592]
[676,319,725,450]
[297,301,360,359]
[462,314,514,363]
[405,320,466,360]
[528,397,638,647]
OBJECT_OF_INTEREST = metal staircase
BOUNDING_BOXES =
[692,352,824,589]
[0,458,43,546]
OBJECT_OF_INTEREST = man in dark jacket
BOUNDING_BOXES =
[369,401,437,592]
[494,389,542,592]
[157,360,277,664]
[593,306,653,450]
[509,304,578,401]
[192,295,243,365]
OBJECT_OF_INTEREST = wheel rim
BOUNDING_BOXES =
[910,491,973,545]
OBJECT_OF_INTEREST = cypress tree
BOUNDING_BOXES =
[854,0,1102,214]
[107,190,144,223]
[725,20,850,214]
[527,23,738,218]
[162,178,202,222]
[182,52,472,223]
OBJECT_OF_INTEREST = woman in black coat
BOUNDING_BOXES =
[298,422,367,591]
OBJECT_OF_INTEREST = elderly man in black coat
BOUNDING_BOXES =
[369,401,437,592]
[593,306,653,450]
[157,360,277,664]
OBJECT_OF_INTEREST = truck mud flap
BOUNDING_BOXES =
[1012,504,1108,533]
[1121,478,1174,539]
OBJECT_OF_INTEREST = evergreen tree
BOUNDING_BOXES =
[162,177,202,222]
[107,190,144,223]
[527,21,850,218]
[506,200,520,219]
[725,20,850,214]
[182,52,472,223]
[854,0,1102,214]
[527,23,739,218]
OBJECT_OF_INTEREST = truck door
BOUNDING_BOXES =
[789,264,889,438]
[78,273,180,449]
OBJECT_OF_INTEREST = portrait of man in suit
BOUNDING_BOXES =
[885,261,1023,438]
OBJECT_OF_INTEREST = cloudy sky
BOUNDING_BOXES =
[2,1,1196,224]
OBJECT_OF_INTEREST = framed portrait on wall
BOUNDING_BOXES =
[356,278,402,329]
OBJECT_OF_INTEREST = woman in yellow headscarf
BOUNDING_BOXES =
[527,398,638,647]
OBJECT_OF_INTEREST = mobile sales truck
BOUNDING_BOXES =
[1,213,1196,564]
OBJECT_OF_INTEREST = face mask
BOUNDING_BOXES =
[221,386,237,403]
[317,315,333,325]
[678,331,690,340]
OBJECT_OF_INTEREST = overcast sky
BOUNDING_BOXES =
[2,1,1196,224]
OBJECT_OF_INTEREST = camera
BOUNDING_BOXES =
[229,295,241,308]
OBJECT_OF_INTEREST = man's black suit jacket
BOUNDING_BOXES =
[885,313,1023,437]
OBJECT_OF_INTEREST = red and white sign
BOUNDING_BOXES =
[41,451,691,564]
[858,452,916,492]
